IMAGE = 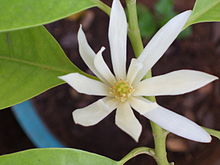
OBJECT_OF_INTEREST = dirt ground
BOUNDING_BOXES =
[0,0,220,165]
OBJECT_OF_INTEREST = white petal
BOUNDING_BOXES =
[73,97,118,126]
[126,58,144,85]
[109,0,127,80]
[59,73,109,96]
[129,97,158,114]
[94,47,116,85]
[143,105,211,143]
[78,26,104,80]
[134,70,218,96]
[136,10,192,81]
[115,102,142,142]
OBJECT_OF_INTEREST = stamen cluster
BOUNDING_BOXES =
[110,80,134,102]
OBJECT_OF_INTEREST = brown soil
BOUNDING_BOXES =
[0,109,34,155]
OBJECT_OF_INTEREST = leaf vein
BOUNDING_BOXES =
[0,55,71,73]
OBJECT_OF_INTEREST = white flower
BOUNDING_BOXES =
[59,0,218,142]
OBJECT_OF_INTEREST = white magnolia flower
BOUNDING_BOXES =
[59,0,218,142]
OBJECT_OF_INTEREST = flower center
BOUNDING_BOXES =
[110,80,134,102]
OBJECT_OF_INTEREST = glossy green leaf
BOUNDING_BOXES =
[0,148,118,165]
[0,26,88,110]
[185,0,220,28]
[0,0,97,32]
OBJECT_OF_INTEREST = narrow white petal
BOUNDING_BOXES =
[129,97,158,114]
[115,102,142,142]
[59,73,109,96]
[136,10,192,81]
[109,0,127,80]
[134,70,218,96]
[143,105,211,143]
[126,58,144,85]
[73,97,118,126]
[78,26,104,80]
[94,47,116,85]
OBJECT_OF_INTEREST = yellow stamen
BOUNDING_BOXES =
[110,80,134,102]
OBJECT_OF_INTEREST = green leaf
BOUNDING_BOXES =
[0,0,98,32]
[155,0,176,26]
[137,4,157,39]
[0,26,88,110]
[203,127,220,140]
[185,0,220,28]
[0,148,118,165]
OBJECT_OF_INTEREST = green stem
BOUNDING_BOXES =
[118,147,155,165]
[125,0,170,165]
[126,0,143,57]
[95,0,111,15]
[126,0,152,80]
[151,123,170,165]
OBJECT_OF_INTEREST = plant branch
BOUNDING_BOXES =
[151,123,171,165]
[126,0,143,57]
[95,0,111,15]
[118,147,155,165]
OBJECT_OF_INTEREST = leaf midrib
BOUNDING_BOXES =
[0,55,72,73]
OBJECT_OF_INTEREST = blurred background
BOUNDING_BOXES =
[0,0,220,164]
